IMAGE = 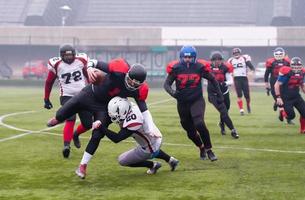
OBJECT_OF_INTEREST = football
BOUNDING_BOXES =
[89,68,106,85]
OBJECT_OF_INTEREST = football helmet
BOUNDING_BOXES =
[232,48,242,59]
[290,57,303,73]
[108,97,131,124]
[125,63,147,91]
[60,44,76,64]
[179,45,197,63]
[273,47,285,60]
[210,51,223,67]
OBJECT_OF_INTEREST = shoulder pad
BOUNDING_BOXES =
[302,68,305,73]
[227,57,233,64]
[138,82,149,101]
[48,57,61,67]
[108,58,129,73]
[197,58,208,65]
[279,66,291,75]
[243,54,251,62]
[197,59,210,72]
[75,53,88,62]
[283,57,290,63]
[266,58,275,68]
[224,62,234,73]
[166,60,179,74]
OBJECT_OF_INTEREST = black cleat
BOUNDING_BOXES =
[287,119,295,125]
[273,103,278,111]
[247,106,251,114]
[200,148,207,160]
[206,150,217,162]
[73,132,81,149]
[62,145,70,158]
[231,129,239,139]
[219,122,226,135]
[168,157,179,171]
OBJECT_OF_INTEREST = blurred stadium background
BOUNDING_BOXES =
[1,0,305,82]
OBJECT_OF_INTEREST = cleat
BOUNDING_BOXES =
[47,117,59,127]
[247,106,251,114]
[206,150,217,162]
[75,164,87,179]
[273,103,278,111]
[147,162,162,175]
[62,145,70,158]
[219,122,226,135]
[168,157,179,171]
[240,109,244,116]
[73,132,81,149]
[200,148,207,160]
[231,129,239,139]
[287,119,295,125]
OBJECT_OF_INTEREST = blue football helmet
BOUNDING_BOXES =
[179,45,197,63]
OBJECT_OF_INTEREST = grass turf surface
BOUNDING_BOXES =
[0,86,305,200]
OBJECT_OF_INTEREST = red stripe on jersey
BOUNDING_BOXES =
[138,82,149,101]
[136,132,153,153]
[166,60,179,74]
[48,60,62,74]
[108,58,129,73]
[76,57,88,66]
[126,122,143,128]
[44,71,57,99]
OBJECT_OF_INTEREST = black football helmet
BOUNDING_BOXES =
[210,51,224,61]
[60,44,76,64]
[290,57,303,73]
[125,63,147,91]
[232,47,242,58]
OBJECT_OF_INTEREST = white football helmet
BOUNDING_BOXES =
[273,47,285,60]
[108,96,131,124]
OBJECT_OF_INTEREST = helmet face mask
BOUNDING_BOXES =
[273,47,285,60]
[108,97,131,124]
[179,46,197,64]
[290,57,303,73]
[124,64,146,91]
[60,45,76,64]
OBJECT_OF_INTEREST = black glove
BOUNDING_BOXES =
[173,90,181,99]
[44,99,53,109]
[266,88,271,96]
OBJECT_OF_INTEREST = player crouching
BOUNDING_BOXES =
[274,57,305,133]
[75,97,179,179]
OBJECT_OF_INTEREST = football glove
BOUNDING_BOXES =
[44,99,53,109]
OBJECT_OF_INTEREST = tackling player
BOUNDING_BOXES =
[207,52,239,138]
[164,45,222,161]
[75,97,179,178]
[274,57,305,133]
[44,44,91,158]
[46,58,153,178]
[228,48,255,115]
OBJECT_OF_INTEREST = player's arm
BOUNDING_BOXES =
[246,61,255,71]
[275,67,290,105]
[202,71,224,102]
[102,127,134,143]
[44,62,57,109]
[224,72,233,86]
[164,74,177,98]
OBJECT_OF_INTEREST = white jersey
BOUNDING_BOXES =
[48,53,88,96]
[228,55,251,77]
[122,102,162,154]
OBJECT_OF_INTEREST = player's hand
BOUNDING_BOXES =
[276,97,284,106]
[87,67,99,83]
[92,120,102,129]
[173,91,181,99]
[44,99,53,109]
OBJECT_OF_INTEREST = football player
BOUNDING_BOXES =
[77,97,179,178]
[228,48,255,115]
[164,45,222,161]
[207,51,239,138]
[264,47,292,123]
[47,58,153,178]
[274,57,305,133]
[44,44,92,158]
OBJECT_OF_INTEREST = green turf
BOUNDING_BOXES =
[0,86,305,200]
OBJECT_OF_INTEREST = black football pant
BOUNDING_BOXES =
[283,95,305,120]
[234,77,250,100]
[56,85,112,155]
[177,97,212,149]
[208,93,234,130]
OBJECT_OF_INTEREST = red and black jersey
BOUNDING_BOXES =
[207,61,233,94]
[165,59,211,102]
[278,66,305,99]
[265,57,290,82]
[92,58,149,105]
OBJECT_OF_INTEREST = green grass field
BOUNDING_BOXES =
[0,86,305,200]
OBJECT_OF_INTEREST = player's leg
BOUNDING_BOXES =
[270,78,278,111]
[234,77,244,115]
[293,97,305,133]
[60,96,76,158]
[73,110,93,148]
[208,94,225,135]
[242,77,251,114]
[177,102,205,159]
[155,149,179,171]
[118,147,161,175]
[191,97,217,161]
[282,100,296,124]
